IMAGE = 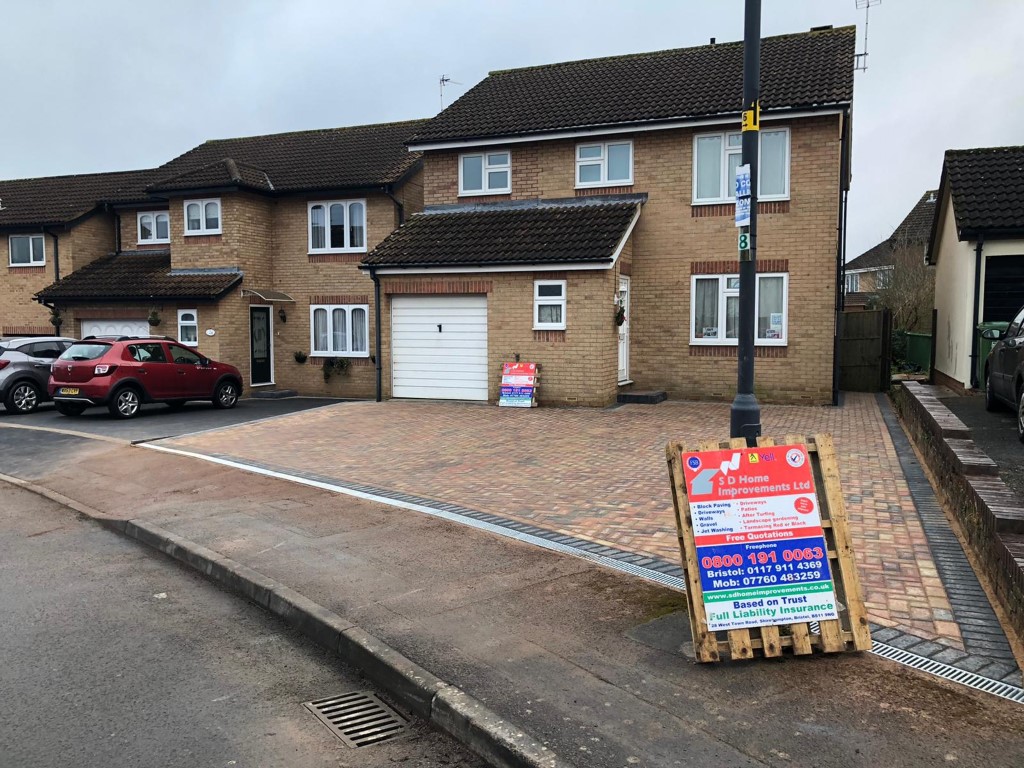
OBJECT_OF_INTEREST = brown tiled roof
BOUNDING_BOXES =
[945,146,1024,234]
[36,251,241,302]
[0,169,155,229]
[410,26,855,144]
[847,190,938,271]
[149,159,275,193]
[363,197,642,269]
[151,120,429,193]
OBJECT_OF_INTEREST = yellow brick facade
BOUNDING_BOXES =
[413,116,842,404]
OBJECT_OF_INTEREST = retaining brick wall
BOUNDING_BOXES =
[892,381,1024,644]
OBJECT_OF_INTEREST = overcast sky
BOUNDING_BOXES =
[2,0,1022,258]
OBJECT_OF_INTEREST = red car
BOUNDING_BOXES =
[50,336,243,419]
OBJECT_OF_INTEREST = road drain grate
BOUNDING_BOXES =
[303,690,409,748]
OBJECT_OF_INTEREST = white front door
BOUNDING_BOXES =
[618,276,630,382]
[391,295,488,400]
[81,318,149,337]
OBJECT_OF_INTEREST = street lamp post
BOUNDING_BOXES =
[730,0,763,445]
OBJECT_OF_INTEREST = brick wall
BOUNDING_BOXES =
[420,116,842,404]
[0,212,116,334]
[378,267,619,407]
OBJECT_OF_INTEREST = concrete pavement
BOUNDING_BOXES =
[3,427,1024,768]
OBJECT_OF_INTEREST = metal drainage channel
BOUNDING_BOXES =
[304,690,409,748]
[141,445,1024,706]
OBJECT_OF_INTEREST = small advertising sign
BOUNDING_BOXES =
[499,362,538,407]
[680,444,840,632]
[735,163,751,228]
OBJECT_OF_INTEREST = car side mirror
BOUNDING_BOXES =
[981,328,1004,340]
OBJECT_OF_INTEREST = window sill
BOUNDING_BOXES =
[458,189,511,197]
[184,231,222,237]
[575,181,633,190]
[8,263,46,268]
[308,352,370,359]
[307,249,367,256]
[138,240,171,246]
[691,197,790,206]
[533,326,566,332]
[689,341,788,347]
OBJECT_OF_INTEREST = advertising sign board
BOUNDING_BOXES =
[680,444,840,631]
[499,362,538,407]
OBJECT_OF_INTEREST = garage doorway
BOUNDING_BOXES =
[391,295,488,400]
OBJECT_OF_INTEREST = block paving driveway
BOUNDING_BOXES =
[161,392,973,648]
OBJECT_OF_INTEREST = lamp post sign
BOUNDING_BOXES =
[681,443,840,631]
[735,163,751,229]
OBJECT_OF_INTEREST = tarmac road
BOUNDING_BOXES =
[0,484,486,768]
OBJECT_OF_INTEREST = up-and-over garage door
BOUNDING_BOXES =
[80,318,150,337]
[391,295,488,400]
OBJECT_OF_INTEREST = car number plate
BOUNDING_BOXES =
[60,387,80,396]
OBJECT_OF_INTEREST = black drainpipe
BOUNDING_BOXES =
[382,185,405,226]
[969,234,985,388]
[41,226,61,282]
[831,106,851,406]
[114,209,122,253]
[370,267,383,402]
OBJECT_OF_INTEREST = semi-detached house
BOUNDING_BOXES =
[31,121,425,397]
[364,25,854,405]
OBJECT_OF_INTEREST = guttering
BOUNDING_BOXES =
[369,267,383,402]
[407,105,848,152]
[970,235,985,389]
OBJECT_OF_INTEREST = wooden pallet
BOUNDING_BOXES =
[665,433,872,662]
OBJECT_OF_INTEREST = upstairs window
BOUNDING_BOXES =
[844,272,861,293]
[184,198,221,235]
[534,280,567,330]
[576,141,633,188]
[693,128,790,204]
[310,304,369,356]
[459,151,510,195]
[690,273,788,345]
[9,235,45,266]
[308,200,366,252]
[138,211,170,244]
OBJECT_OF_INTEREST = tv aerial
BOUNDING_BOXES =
[854,0,881,72]
[439,74,463,111]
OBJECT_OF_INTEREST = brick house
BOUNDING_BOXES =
[929,146,1024,391]
[843,190,937,311]
[363,26,855,406]
[0,169,153,336]
[35,121,425,397]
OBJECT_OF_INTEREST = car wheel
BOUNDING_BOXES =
[109,387,142,419]
[55,402,87,416]
[5,381,41,414]
[212,381,239,410]
[1017,387,1024,444]
[985,371,998,412]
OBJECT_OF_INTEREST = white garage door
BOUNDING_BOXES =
[392,295,488,400]
[81,319,150,338]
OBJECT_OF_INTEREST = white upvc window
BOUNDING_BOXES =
[692,127,790,204]
[459,151,511,196]
[534,280,567,330]
[308,200,366,253]
[177,309,199,346]
[575,140,633,188]
[138,211,170,244]
[310,304,369,357]
[8,235,45,267]
[844,272,861,293]
[690,272,788,346]
[184,198,221,235]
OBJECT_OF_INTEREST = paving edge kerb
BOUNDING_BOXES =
[114,517,569,768]
[0,475,565,768]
